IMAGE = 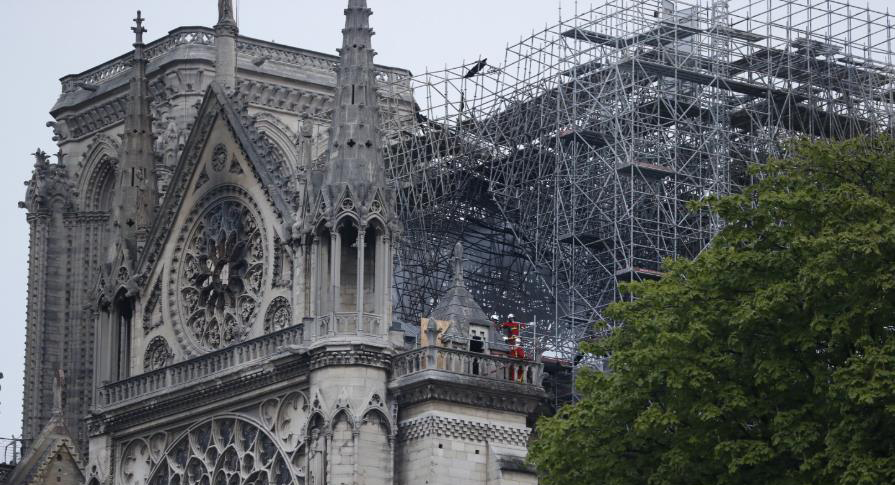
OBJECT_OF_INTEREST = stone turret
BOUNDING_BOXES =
[301,2,399,484]
[428,243,494,350]
[215,0,238,90]
[113,11,158,263]
[303,0,399,343]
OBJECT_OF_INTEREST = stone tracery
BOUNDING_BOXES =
[178,199,266,351]
[144,336,174,372]
[264,297,292,334]
[147,417,297,485]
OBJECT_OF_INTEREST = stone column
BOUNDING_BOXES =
[310,236,319,337]
[382,235,393,330]
[356,228,365,333]
[330,230,340,327]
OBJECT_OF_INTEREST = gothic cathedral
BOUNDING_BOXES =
[16,2,543,484]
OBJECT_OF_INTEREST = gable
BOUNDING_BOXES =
[5,420,84,485]
[139,83,294,275]
[30,443,83,485]
[132,83,298,366]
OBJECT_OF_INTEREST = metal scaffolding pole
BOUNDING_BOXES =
[373,0,895,403]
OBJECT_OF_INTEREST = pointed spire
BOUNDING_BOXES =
[215,0,239,90]
[132,10,147,47]
[114,11,158,262]
[320,0,388,213]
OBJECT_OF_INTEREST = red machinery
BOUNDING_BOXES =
[498,314,526,360]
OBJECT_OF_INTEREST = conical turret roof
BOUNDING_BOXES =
[430,243,491,339]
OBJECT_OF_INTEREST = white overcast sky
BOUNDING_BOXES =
[0,0,586,440]
[1,0,894,440]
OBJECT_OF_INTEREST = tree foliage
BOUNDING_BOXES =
[529,137,895,485]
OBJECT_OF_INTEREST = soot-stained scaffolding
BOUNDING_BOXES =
[378,0,895,399]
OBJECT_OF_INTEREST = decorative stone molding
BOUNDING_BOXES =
[142,281,162,335]
[392,379,542,416]
[60,27,409,96]
[139,93,220,274]
[264,296,292,334]
[398,415,531,448]
[237,79,334,116]
[23,149,76,213]
[59,28,215,94]
[308,348,392,371]
[143,336,174,372]
[65,97,128,140]
[210,143,229,172]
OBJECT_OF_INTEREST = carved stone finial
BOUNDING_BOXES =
[452,242,465,287]
[31,148,50,166]
[54,149,66,166]
[132,10,147,45]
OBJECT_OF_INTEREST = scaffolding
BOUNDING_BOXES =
[378,0,895,400]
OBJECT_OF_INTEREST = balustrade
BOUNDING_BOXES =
[62,27,410,93]
[100,325,304,409]
[391,346,542,386]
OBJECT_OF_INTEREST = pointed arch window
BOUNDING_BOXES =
[112,290,134,380]
[338,221,359,313]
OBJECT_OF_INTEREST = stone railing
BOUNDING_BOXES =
[61,27,410,93]
[61,27,216,93]
[392,347,543,386]
[100,325,304,408]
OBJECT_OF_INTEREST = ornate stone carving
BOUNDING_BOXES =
[265,297,292,334]
[195,169,209,191]
[117,266,130,286]
[143,336,174,372]
[142,281,162,335]
[276,392,310,453]
[177,199,265,351]
[229,155,244,174]
[272,233,292,288]
[398,415,531,447]
[147,417,296,485]
[211,143,228,172]
[121,440,152,485]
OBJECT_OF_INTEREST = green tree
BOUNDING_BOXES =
[529,137,895,485]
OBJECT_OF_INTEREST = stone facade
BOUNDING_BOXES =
[21,1,544,484]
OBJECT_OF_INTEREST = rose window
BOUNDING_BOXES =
[179,200,265,351]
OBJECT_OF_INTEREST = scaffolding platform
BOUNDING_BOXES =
[616,161,678,180]
[558,231,610,252]
[563,21,702,48]
[559,127,611,148]
[615,267,665,281]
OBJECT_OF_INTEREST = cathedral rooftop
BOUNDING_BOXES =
[52,25,411,114]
